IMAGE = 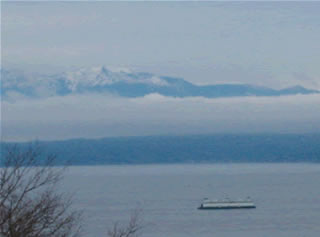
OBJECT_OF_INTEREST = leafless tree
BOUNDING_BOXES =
[0,144,81,237]
[107,209,143,237]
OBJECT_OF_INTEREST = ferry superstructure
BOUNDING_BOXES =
[198,198,256,210]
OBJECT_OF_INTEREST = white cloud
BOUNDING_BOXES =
[2,93,320,141]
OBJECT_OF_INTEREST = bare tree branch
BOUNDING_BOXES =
[0,144,81,237]
[107,208,143,237]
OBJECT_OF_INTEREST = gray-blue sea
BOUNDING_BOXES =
[62,164,320,237]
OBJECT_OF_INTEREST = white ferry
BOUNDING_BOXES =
[198,197,256,210]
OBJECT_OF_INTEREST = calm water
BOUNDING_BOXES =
[61,164,320,237]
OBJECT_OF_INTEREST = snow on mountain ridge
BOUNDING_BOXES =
[60,66,169,91]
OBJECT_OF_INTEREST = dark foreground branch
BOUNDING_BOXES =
[107,209,143,237]
[0,144,81,237]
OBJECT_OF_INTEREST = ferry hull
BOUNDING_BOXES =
[198,205,256,210]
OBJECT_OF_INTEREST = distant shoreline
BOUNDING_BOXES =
[2,134,319,165]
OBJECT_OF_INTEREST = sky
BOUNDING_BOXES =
[2,1,320,88]
[1,1,320,141]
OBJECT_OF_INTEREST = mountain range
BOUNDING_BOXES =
[2,134,320,165]
[1,66,319,99]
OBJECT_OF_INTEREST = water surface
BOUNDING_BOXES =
[61,164,320,237]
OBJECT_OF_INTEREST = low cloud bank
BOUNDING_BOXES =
[2,93,320,141]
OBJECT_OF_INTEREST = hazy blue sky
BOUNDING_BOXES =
[2,1,320,141]
[3,1,320,88]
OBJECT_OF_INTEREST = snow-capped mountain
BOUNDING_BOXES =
[1,66,319,99]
